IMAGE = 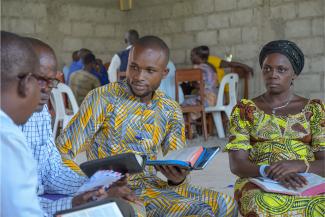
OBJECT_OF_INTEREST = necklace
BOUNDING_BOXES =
[262,94,293,115]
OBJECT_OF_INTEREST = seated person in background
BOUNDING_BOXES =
[67,48,91,83]
[182,45,218,107]
[66,50,80,82]
[70,53,101,106]
[108,29,139,82]
[205,46,253,85]
[95,58,110,85]
[225,40,325,216]
[20,37,141,216]
[159,60,184,103]
[56,35,238,217]
[1,30,43,217]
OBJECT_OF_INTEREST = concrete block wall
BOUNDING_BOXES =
[1,0,324,100]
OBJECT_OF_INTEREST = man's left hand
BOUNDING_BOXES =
[155,165,189,185]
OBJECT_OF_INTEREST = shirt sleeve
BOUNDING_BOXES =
[56,86,112,169]
[225,100,253,151]
[1,131,44,217]
[43,136,88,194]
[160,103,186,156]
[310,100,325,152]
[107,54,121,83]
[39,196,73,217]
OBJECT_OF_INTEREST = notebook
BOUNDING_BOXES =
[249,173,325,196]
[146,146,220,170]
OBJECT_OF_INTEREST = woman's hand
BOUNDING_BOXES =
[277,173,308,190]
[155,165,189,185]
[266,160,306,180]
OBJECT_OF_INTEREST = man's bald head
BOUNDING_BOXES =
[1,31,39,91]
[133,35,169,66]
[25,37,57,63]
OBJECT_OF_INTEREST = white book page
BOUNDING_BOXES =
[77,170,123,194]
[159,146,202,162]
[60,202,123,217]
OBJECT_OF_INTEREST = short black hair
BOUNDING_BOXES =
[83,53,96,65]
[192,46,210,62]
[1,31,38,90]
[134,35,170,65]
[72,50,79,61]
[127,29,139,44]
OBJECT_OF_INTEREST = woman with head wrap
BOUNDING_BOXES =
[224,40,325,216]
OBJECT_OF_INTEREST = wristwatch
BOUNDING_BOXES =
[259,165,269,178]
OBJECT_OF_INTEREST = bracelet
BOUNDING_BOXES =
[303,159,310,173]
[259,165,269,178]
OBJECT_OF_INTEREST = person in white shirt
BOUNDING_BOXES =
[1,30,44,217]
[107,29,139,82]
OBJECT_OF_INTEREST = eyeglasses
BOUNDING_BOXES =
[262,65,289,74]
[17,73,60,88]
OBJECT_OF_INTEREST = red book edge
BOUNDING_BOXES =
[189,146,204,167]
[301,183,325,196]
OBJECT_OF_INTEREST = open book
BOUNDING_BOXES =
[249,173,325,196]
[146,146,220,170]
[55,199,125,217]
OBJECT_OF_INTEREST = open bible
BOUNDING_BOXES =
[146,146,220,170]
[249,173,325,196]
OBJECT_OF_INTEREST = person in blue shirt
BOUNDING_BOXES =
[1,30,44,217]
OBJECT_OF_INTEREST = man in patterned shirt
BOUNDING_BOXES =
[20,37,140,216]
[57,35,238,217]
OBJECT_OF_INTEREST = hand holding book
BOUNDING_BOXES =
[155,165,189,185]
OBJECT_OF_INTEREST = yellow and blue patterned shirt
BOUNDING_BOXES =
[56,80,186,178]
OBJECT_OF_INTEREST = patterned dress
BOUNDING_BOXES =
[225,99,325,217]
[56,80,237,217]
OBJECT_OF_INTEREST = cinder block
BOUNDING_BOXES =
[106,9,124,23]
[172,2,193,17]
[230,9,254,26]
[193,0,214,14]
[312,18,324,36]
[214,0,236,11]
[298,0,323,18]
[296,37,324,55]
[310,56,325,73]
[184,16,206,31]
[242,26,258,42]
[62,37,83,51]
[10,19,35,34]
[270,3,297,20]
[207,13,230,29]
[309,92,325,101]
[285,19,311,38]
[237,0,263,8]
[219,28,241,44]
[234,43,259,60]
[171,49,186,64]
[295,74,321,92]
[196,31,217,45]
[72,22,93,37]
[160,19,184,34]
[95,24,115,37]
[172,34,195,49]
[58,22,71,35]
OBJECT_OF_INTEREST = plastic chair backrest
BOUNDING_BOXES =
[50,83,79,138]
[216,73,239,118]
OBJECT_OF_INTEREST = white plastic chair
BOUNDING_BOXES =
[50,83,79,139]
[205,73,239,138]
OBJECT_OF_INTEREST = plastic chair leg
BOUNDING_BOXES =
[212,112,225,138]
